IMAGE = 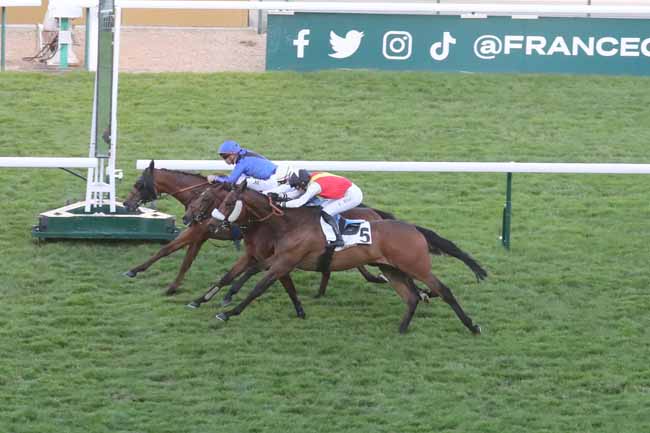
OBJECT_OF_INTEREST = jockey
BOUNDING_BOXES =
[207,140,294,192]
[280,169,363,247]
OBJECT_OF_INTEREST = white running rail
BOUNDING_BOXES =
[136,160,650,174]
[0,157,98,168]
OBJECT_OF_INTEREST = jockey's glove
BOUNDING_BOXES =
[207,175,219,184]
[268,192,289,202]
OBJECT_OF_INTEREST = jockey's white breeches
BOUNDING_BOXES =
[236,174,281,193]
[321,184,363,216]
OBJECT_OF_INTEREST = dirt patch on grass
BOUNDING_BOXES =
[3,26,266,73]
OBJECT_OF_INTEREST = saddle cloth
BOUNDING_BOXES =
[319,217,372,251]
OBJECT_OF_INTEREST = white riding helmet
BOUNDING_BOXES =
[275,165,297,184]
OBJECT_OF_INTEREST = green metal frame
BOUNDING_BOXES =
[500,172,513,250]
[32,201,180,241]
[59,17,68,69]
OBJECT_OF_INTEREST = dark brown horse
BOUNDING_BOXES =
[184,184,406,307]
[122,161,387,297]
[188,182,487,334]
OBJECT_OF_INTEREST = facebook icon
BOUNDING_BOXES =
[293,29,310,58]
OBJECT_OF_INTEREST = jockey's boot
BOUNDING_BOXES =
[321,211,344,248]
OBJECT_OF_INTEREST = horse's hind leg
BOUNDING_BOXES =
[315,271,331,298]
[420,273,481,335]
[378,265,420,334]
[357,266,389,284]
[278,275,306,319]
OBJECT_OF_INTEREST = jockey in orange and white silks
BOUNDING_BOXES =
[275,170,363,247]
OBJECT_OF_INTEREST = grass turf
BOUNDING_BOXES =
[1,71,649,433]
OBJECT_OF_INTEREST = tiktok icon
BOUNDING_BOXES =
[430,32,457,61]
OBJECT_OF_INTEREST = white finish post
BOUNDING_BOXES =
[86,5,97,71]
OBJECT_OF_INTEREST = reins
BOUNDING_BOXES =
[169,181,211,197]
[246,196,284,223]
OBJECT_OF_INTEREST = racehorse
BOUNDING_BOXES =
[122,160,387,297]
[122,160,234,295]
[187,182,487,334]
[183,184,404,307]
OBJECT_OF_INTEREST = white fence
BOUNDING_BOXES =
[136,159,650,249]
[0,157,97,168]
[136,160,650,174]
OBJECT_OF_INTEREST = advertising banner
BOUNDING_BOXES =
[267,13,650,75]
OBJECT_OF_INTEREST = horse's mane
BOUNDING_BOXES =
[156,168,209,179]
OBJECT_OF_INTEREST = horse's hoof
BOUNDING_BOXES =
[187,301,201,309]
[418,291,431,303]
[297,309,306,319]
[378,274,389,283]
[165,287,178,296]
[123,270,137,278]
[216,312,229,321]
[220,297,232,307]
[472,324,482,335]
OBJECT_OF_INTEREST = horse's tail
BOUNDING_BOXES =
[415,225,488,282]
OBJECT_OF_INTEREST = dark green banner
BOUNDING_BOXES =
[267,13,650,75]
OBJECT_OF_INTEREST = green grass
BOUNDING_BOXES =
[1,71,650,433]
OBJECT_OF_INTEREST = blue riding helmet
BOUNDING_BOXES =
[218,140,241,155]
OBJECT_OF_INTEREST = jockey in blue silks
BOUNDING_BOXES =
[207,140,294,192]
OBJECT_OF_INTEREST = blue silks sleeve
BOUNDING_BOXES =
[219,160,248,184]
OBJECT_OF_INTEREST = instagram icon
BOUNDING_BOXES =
[382,31,413,60]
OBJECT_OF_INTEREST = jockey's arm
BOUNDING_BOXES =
[283,182,322,208]
[217,159,247,184]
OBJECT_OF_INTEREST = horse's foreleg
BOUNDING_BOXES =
[187,254,254,309]
[278,275,306,319]
[165,239,207,295]
[315,271,331,298]
[216,260,296,322]
[124,231,194,278]
[220,265,261,306]
[216,272,278,322]
[356,266,389,284]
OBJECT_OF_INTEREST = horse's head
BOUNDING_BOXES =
[123,160,157,212]
[182,185,225,226]
[210,180,250,230]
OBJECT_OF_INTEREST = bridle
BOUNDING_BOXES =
[211,193,284,232]
[135,177,210,207]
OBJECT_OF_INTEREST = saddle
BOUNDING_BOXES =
[319,215,372,251]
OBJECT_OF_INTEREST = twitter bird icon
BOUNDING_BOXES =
[329,30,364,59]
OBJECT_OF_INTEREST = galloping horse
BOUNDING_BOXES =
[184,184,405,307]
[122,160,387,297]
[122,160,234,295]
[188,182,486,334]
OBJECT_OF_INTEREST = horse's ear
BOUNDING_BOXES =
[148,160,155,171]
[237,179,247,192]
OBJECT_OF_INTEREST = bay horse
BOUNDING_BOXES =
[123,160,236,295]
[184,184,486,307]
[187,182,487,334]
[122,160,387,297]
